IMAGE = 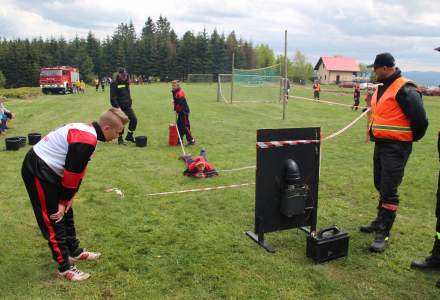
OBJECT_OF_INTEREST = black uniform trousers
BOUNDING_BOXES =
[436,171,440,232]
[120,105,137,132]
[177,113,193,142]
[22,161,82,272]
[373,141,412,207]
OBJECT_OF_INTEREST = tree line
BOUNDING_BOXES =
[0,16,314,88]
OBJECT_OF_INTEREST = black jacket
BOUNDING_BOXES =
[110,79,132,108]
[372,69,428,142]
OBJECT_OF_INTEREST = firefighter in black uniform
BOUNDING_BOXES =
[410,132,440,287]
[110,68,138,145]
[360,53,428,252]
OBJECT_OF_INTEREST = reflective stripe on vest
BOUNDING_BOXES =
[117,84,126,89]
[370,77,413,141]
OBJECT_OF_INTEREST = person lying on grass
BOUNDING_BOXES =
[180,149,218,178]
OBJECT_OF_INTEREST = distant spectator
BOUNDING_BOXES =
[80,80,86,94]
[74,80,81,93]
[352,83,361,111]
[313,81,321,101]
[0,96,15,133]
[0,106,6,134]
[100,77,105,92]
[94,78,99,92]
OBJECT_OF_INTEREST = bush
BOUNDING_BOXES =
[0,87,42,99]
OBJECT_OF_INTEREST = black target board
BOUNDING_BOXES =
[246,127,320,252]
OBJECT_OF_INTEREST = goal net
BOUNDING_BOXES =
[217,64,283,103]
[187,73,213,84]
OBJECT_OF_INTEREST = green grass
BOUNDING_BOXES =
[0,83,439,299]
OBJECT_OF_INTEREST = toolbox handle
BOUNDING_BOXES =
[317,226,340,238]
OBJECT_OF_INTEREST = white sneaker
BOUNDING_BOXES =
[69,249,101,264]
[58,265,90,281]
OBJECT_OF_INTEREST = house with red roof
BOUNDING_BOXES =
[314,56,360,84]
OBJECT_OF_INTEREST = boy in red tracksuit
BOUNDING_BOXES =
[172,80,195,146]
[181,149,218,178]
[21,108,128,281]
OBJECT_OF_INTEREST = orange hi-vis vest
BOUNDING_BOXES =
[370,77,413,141]
[313,83,320,92]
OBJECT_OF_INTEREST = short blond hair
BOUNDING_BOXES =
[99,107,129,127]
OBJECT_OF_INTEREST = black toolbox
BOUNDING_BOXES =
[306,226,349,263]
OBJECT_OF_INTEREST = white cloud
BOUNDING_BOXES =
[0,0,439,71]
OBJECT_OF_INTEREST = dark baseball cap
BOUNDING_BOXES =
[118,67,127,74]
[368,52,395,68]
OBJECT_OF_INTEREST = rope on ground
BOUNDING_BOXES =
[322,108,370,141]
[146,182,255,197]
[289,95,367,109]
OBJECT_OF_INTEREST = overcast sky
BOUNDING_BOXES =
[1,0,439,71]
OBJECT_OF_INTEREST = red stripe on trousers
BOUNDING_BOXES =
[34,177,65,264]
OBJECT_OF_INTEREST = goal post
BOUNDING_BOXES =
[217,63,283,103]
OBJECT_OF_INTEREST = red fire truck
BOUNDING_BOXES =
[39,66,79,94]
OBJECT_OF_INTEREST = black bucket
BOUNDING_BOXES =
[28,133,41,145]
[135,136,147,147]
[5,137,20,151]
[15,136,27,148]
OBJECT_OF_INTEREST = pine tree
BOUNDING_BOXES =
[86,32,101,76]
[0,16,272,87]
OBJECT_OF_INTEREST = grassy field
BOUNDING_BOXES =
[0,83,439,299]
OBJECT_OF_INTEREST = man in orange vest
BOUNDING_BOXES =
[360,52,428,252]
[313,81,320,101]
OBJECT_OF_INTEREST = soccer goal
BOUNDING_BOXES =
[217,64,283,103]
[187,74,214,84]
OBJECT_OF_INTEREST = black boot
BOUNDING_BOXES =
[125,131,135,143]
[369,209,396,253]
[118,135,126,145]
[436,279,440,288]
[411,237,440,270]
[360,202,381,233]
[360,217,380,233]
[186,139,196,146]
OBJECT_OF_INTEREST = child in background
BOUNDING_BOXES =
[171,80,195,146]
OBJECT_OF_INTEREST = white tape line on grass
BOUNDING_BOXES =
[146,182,255,197]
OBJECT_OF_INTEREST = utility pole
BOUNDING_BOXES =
[282,30,288,120]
